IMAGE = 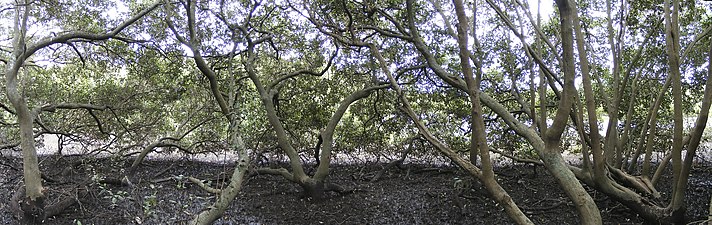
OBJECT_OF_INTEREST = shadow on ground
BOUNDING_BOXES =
[0,155,710,225]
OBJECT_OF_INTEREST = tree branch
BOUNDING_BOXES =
[188,177,222,194]
[253,167,295,182]
[17,1,161,64]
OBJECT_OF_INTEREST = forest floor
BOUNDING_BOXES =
[0,154,710,225]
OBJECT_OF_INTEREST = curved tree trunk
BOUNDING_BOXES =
[313,85,390,181]
[5,0,160,222]
[452,1,533,223]
[6,1,45,223]
[542,0,602,224]
[190,120,250,225]
[167,2,252,223]
[369,4,534,220]
[397,0,600,223]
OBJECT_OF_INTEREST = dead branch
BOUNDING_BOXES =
[253,167,296,182]
[489,147,543,166]
[44,186,88,218]
[188,177,221,194]
[98,177,132,187]
[151,163,176,179]
[127,117,213,175]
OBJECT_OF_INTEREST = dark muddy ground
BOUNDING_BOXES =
[0,154,710,225]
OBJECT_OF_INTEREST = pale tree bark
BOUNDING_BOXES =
[397,0,600,223]
[618,26,657,170]
[466,0,480,165]
[190,119,249,225]
[571,0,659,201]
[305,0,533,222]
[639,77,671,176]
[172,0,382,201]
[244,39,385,196]
[602,0,621,166]
[369,30,534,225]
[5,0,159,223]
[6,1,45,223]
[663,0,685,219]
[571,0,604,182]
[249,49,387,195]
[312,84,390,181]
[652,152,673,185]
[164,1,250,224]
[543,1,602,224]
[564,0,707,223]
[633,19,705,176]
[617,60,645,169]
[667,24,712,220]
[308,0,703,223]
[451,0,532,223]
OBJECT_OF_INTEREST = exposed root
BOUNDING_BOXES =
[371,146,413,182]
[520,198,566,214]
[324,182,365,195]
[10,183,89,224]
[45,186,88,218]
[608,165,660,198]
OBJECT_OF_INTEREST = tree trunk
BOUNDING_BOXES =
[300,179,326,200]
[6,1,45,223]
[451,1,532,223]
[547,0,602,224]
[663,0,685,221]
[172,3,251,223]
[190,120,249,225]
[666,21,712,223]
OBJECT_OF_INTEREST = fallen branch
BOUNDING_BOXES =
[489,147,543,166]
[253,167,296,182]
[188,177,221,194]
[98,176,132,187]
[45,187,88,218]
[151,163,176,179]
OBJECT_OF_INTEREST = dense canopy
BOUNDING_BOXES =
[1,0,711,224]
